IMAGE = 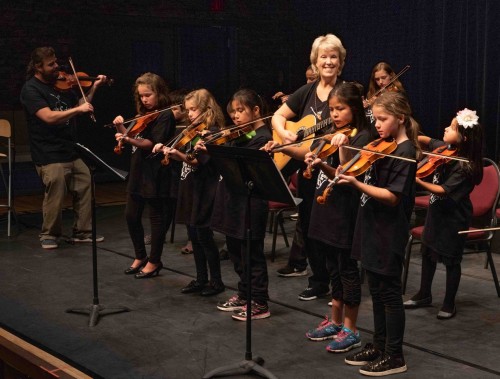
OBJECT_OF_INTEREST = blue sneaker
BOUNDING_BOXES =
[326,327,361,353]
[306,317,343,341]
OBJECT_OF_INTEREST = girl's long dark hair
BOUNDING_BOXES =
[457,122,484,185]
[230,88,270,131]
[328,81,370,134]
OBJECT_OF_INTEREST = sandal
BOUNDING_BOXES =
[181,245,193,254]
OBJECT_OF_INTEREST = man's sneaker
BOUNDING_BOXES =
[277,265,308,277]
[41,239,58,249]
[305,316,342,341]
[345,343,382,366]
[298,287,329,301]
[326,327,361,353]
[359,353,407,376]
[231,301,270,321]
[70,234,104,243]
[217,295,246,312]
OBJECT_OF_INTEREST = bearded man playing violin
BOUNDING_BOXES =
[20,46,107,249]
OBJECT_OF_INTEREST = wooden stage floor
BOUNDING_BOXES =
[0,182,500,378]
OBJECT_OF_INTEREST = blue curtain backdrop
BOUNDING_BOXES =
[291,0,499,159]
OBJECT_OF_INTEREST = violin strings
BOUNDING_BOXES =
[340,145,416,163]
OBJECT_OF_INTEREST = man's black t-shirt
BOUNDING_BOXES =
[20,76,79,165]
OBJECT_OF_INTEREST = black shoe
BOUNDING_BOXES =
[277,265,308,277]
[134,262,163,279]
[124,258,148,275]
[298,287,330,301]
[359,353,407,376]
[437,306,456,320]
[345,343,382,366]
[403,296,432,309]
[200,281,225,296]
[181,280,207,294]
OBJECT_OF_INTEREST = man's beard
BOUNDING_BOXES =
[41,70,59,84]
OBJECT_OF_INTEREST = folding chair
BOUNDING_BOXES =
[402,158,500,297]
[0,119,13,236]
[268,172,298,261]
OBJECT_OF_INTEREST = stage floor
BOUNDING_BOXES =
[1,201,500,378]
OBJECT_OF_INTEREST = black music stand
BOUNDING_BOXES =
[202,145,301,379]
[66,143,130,327]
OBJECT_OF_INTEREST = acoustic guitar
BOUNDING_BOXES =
[272,114,333,171]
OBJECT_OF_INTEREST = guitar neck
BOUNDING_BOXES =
[303,118,332,138]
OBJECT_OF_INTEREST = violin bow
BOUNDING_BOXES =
[458,226,500,234]
[340,145,416,163]
[421,150,469,162]
[205,115,273,142]
[68,57,96,122]
[103,104,182,128]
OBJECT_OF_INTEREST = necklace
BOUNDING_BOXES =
[311,83,328,121]
[312,94,327,121]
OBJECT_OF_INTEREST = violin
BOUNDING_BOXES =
[55,71,114,92]
[317,138,398,204]
[104,104,181,129]
[303,125,356,179]
[161,122,208,165]
[114,112,160,155]
[416,145,458,178]
[186,116,272,161]
[63,57,99,122]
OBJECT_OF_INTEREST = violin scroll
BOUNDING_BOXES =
[316,184,332,204]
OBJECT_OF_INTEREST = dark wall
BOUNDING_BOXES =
[2,0,499,164]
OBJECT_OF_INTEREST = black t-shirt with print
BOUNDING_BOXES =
[308,129,375,248]
[351,140,416,276]
[421,139,474,257]
[20,76,79,165]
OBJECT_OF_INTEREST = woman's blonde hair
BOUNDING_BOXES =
[310,34,346,76]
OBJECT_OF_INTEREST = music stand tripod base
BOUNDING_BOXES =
[67,143,130,327]
[203,356,278,379]
[66,304,130,328]
[203,145,299,379]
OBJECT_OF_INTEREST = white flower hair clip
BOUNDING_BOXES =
[456,108,479,128]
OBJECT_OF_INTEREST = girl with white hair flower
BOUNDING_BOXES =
[404,108,484,320]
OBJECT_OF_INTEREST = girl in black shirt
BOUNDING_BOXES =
[208,89,273,320]
[114,72,176,279]
[404,109,483,319]
[154,89,226,296]
[336,91,419,376]
[304,82,376,352]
